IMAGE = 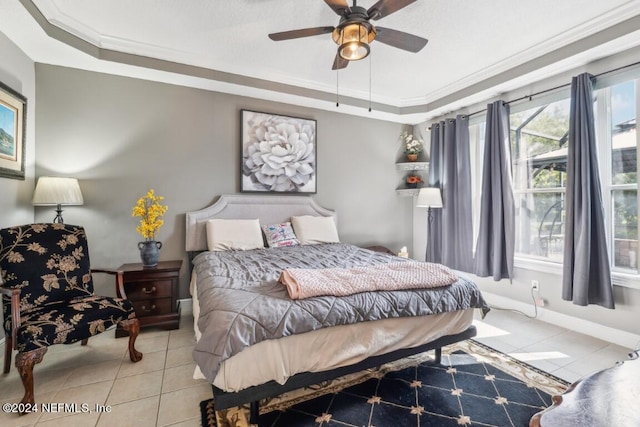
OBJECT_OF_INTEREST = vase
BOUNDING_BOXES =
[406,154,418,162]
[406,182,418,188]
[138,241,162,267]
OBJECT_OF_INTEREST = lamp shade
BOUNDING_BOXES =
[416,187,443,208]
[32,177,84,206]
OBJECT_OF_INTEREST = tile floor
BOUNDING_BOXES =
[0,314,209,427]
[0,309,634,426]
[472,308,633,384]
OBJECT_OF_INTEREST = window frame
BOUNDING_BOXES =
[511,99,570,263]
[597,80,640,282]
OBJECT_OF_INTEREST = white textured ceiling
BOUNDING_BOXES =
[2,0,640,123]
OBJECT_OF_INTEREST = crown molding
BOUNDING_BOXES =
[22,0,640,122]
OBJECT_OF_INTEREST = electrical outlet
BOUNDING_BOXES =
[531,280,540,292]
[535,298,546,307]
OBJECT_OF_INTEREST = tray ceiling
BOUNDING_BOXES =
[2,0,640,123]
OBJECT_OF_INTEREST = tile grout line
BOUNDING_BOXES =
[94,334,130,427]
[156,333,170,427]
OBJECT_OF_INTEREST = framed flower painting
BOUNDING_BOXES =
[0,81,26,180]
[241,109,317,193]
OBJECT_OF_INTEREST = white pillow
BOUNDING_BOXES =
[206,219,264,251]
[291,215,340,245]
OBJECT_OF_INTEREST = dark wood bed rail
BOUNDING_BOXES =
[211,325,477,425]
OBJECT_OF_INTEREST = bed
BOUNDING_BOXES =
[185,194,489,425]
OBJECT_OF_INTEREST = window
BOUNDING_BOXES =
[469,122,485,249]
[511,99,571,262]
[501,77,639,277]
[601,80,638,272]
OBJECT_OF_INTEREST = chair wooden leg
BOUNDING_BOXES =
[3,335,12,374]
[15,347,47,413]
[81,338,89,346]
[120,318,143,362]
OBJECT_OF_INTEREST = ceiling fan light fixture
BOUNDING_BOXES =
[333,22,374,61]
[339,40,369,61]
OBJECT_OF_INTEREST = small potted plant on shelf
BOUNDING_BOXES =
[405,174,423,188]
[401,131,423,162]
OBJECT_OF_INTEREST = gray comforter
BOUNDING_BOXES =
[192,243,490,383]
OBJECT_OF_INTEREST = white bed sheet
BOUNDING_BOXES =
[190,271,475,392]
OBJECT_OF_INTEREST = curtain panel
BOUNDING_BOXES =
[426,116,473,272]
[426,122,443,264]
[562,73,615,309]
[474,100,515,281]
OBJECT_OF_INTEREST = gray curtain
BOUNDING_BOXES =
[562,73,615,309]
[426,115,473,272]
[426,122,443,264]
[474,100,515,281]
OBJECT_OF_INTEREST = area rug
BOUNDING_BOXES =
[200,340,569,427]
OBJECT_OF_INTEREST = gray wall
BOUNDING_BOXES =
[34,64,413,298]
[0,32,36,228]
[0,32,36,334]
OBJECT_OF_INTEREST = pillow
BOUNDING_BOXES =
[291,215,340,245]
[206,219,264,251]
[262,222,300,248]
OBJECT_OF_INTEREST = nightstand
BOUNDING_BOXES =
[365,245,395,255]
[115,260,182,337]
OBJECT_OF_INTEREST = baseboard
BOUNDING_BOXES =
[178,298,193,316]
[481,291,640,349]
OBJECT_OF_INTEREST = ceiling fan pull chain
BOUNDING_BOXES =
[369,52,372,112]
[336,69,340,107]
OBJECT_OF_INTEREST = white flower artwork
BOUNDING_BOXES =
[241,110,317,193]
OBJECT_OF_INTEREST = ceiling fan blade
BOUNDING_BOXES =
[375,27,428,52]
[368,0,418,20]
[332,53,349,70]
[324,0,351,16]
[269,26,334,41]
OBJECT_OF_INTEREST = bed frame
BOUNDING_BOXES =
[186,194,477,425]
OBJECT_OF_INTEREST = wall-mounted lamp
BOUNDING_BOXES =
[32,177,84,223]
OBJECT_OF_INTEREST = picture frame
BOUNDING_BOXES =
[240,109,317,193]
[0,81,27,180]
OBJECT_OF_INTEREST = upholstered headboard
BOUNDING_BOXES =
[185,194,336,252]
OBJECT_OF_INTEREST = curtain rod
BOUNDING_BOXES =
[456,58,640,120]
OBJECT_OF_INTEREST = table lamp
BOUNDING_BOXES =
[32,177,84,223]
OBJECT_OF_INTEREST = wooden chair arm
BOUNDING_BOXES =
[0,286,21,349]
[92,268,128,300]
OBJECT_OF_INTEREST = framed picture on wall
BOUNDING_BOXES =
[0,81,26,180]
[240,109,317,193]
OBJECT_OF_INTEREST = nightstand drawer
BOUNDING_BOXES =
[115,260,182,337]
[131,298,173,316]
[126,279,173,300]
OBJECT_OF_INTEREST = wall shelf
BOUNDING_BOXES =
[396,162,429,171]
[396,161,429,196]
[396,188,421,197]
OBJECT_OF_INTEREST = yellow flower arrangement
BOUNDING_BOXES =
[132,189,168,241]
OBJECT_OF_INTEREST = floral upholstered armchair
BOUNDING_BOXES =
[0,223,142,412]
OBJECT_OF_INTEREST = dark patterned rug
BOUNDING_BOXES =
[200,340,569,427]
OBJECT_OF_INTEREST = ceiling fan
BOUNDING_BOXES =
[268,0,428,70]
